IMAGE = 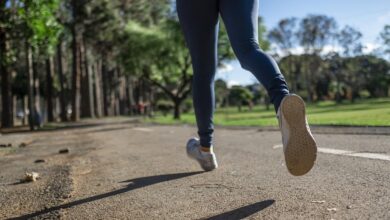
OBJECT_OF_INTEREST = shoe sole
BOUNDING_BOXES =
[280,94,317,176]
[186,152,217,172]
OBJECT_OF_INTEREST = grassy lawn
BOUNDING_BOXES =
[147,98,390,127]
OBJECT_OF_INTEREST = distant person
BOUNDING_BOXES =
[177,0,317,176]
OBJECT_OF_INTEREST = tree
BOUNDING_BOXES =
[228,86,254,112]
[379,25,390,60]
[268,18,298,55]
[69,0,83,121]
[121,18,234,119]
[297,14,337,102]
[325,53,345,102]
[56,38,68,121]
[298,14,337,54]
[120,0,170,26]
[0,1,13,128]
[258,17,271,51]
[338,25,363,57]
[268,18,299,92]
[135,20,193,119]
[353,55,389,98]
[16,0,62,129]
[278,54,303,93]
[45,57,55,121]
[215,79,229,107]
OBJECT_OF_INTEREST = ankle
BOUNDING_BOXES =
[200,146,212,153]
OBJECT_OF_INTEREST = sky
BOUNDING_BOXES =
[216,0,390,87]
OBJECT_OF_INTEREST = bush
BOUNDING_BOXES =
[156,100,174,116]
[182,98,193,113]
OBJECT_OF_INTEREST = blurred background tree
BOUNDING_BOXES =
[0,1,389,129]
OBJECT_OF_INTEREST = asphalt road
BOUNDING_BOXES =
[1,118,390,219]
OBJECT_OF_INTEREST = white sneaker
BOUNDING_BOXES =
[186,138,218,171]
[277,94,317,176]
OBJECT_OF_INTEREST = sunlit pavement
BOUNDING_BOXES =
[1,118,390,219]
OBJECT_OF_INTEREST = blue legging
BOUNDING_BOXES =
[177,0,290,147]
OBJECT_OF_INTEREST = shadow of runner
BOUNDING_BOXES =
[9,171,203,220]
[204,200,275,220]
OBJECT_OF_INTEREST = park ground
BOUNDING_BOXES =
[1,117,390,219]
[149,98,390,127]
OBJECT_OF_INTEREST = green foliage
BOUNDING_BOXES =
[83,0,123,55]
[279,53,390,101]
[123,0,170,26]
[217,21,235,63]
[379,25,390,60]
[268,17,298,53]
[121,21,165,75]
[348,55,390,97]
[154,19,190,83]
[18,0,63,55]
[182,98,193,113]
[298,14,337,54]
[258,17,271,51]
[228,86,254,106]
[337,26,363,56]
[156,99,174,115]
[215,79,229,107]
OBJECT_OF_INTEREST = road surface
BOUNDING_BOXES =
[1,118,390,219]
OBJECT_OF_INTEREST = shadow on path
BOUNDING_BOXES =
[205,200,275,220]
[9,171,203,220]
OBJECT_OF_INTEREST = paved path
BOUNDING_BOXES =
[1,118,390,219]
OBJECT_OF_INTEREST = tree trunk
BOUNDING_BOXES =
[33,60,42,126]
[291,56,299,93]
[46,57,54,122]
[118,74,127,115]
[80,36,94,118]
[305,67,312,103]
[23,96,28,125]
[126,76,135,116]
[148,86,155,117]
[87,61,95,117]
[264,95,270,110]
[57,42,67,121]
[0,21,13,128]
[93,60,103,117]
[335,78,342,103]
[112,67,120,116]
[101,58,109,116]
[26,44,35,130]
[12,95,17,126]
[173,100,181,120]
[71,23,81,121]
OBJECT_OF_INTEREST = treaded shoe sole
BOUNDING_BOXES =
[280,94,317,176]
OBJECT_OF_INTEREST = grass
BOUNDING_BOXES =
[147,98,390,127]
